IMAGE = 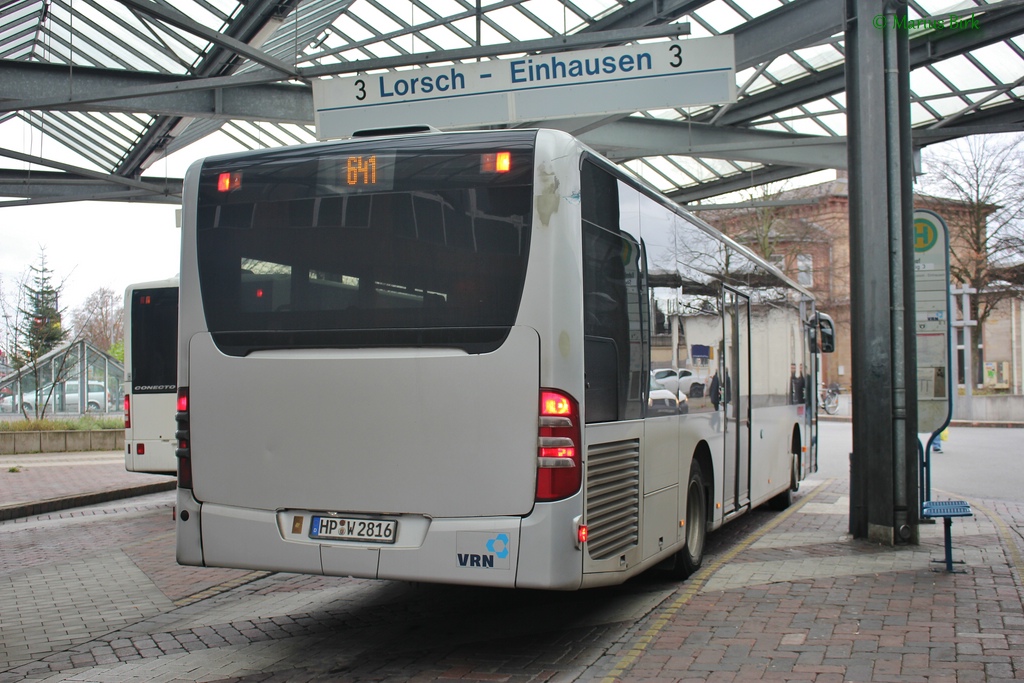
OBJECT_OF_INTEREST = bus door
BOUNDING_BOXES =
[721,287,751,517]
[806,315,819,475]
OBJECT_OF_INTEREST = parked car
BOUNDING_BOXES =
[652,368,706,401]
[648,377,681,416]
[2,380,112,413]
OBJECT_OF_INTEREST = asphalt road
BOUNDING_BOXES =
[816,420,1023,504]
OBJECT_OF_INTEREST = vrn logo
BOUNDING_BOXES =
[456,532,511,570]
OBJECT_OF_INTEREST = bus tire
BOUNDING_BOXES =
[768,453,799,511]
[670,460,707,580]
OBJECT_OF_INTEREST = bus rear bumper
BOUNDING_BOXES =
[191,502,530,587]
[175,488,205,567]
[125,438,177,474]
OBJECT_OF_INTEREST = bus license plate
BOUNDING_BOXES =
[309,516,397,543]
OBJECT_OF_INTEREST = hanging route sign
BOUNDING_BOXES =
[312,37,735,139]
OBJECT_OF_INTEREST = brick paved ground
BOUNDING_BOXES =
[0,452,175,519]
[1,453,1023,682]
[582,479,1024,683]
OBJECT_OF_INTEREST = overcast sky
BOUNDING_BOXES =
[0,201,181,315]
[0,119,245,319]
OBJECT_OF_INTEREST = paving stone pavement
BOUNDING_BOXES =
[583,479,1024,683]
[1,452,1023,682]
[0,451,175,519]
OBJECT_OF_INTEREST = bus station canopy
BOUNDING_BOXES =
[0,0,1022,208]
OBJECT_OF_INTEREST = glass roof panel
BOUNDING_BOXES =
[910,101,935,124]
[925,94,975,117]
[763,53,811,85]
[802,99,837,114]
[350,4,403,38]
[0,0,1021,202]
[745,73,778,96]
[419,24,471,50]
[911,67,954,99]
[729,0,784,18]
[930,54,993,92]
[521,0,577,34]
[817,113,847,136]
[331,13,376,44]
[968,42,1024,83]
[791,43,844,73]
[573,0,623,23]
[426,0,468,16]
[691,3,748,33]
[487,6,552,40]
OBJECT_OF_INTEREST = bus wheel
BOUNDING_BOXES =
[769,454,798,511]
[670,460,707,580]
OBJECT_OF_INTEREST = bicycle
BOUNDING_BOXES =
[820,383,840,415]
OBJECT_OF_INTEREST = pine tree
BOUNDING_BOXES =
[14,250,66,369]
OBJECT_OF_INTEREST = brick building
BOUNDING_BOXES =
[700,174,1024,396]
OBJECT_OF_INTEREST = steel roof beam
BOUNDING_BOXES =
[115,0,312,178]
[0,60,309,122]
[730,0,844,71]
[579,118,848,169]
[672,165,827,204]
[0,169,181,205]
[714,5,1024,127]
[0,22,692,120]
[114,0,301,77]
[583,0,714,31]
[0,146,176,194]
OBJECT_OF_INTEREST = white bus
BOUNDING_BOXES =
[175,128,834,589]
[124,278,179,474]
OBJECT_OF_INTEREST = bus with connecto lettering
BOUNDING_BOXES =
[124,278,179,474]
[174,128,834,589]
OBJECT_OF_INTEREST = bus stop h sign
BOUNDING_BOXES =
[913,208,952,437]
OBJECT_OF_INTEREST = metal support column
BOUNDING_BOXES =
[845,0,919,544]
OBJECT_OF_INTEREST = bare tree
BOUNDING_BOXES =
[921,134,1024,386]
[720,183,792,263]
[0,271,30,372]
[71,287,123,354]
[702,181,846,306]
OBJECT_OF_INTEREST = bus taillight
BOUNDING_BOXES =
[217,172,241,192]
[175,387,192,489]
[481,151,512,173]
[124,394,130,429]
[536,389,581,502]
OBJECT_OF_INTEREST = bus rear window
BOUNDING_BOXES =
[195,134,535,356]
[131,287,178,393]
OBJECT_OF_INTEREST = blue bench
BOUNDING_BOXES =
[921,500,973,572]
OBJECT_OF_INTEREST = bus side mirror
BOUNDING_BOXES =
[817,314,835,354]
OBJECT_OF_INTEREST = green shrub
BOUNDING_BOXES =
[0,416,123,432]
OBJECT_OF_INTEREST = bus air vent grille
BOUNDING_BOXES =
[585,439,640,560]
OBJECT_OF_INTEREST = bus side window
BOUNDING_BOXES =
[581,159,644,423]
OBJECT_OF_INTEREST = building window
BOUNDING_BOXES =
[797,254,813,287]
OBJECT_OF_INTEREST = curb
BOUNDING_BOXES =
[0,480,177,522]
[818,415,1024,428]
